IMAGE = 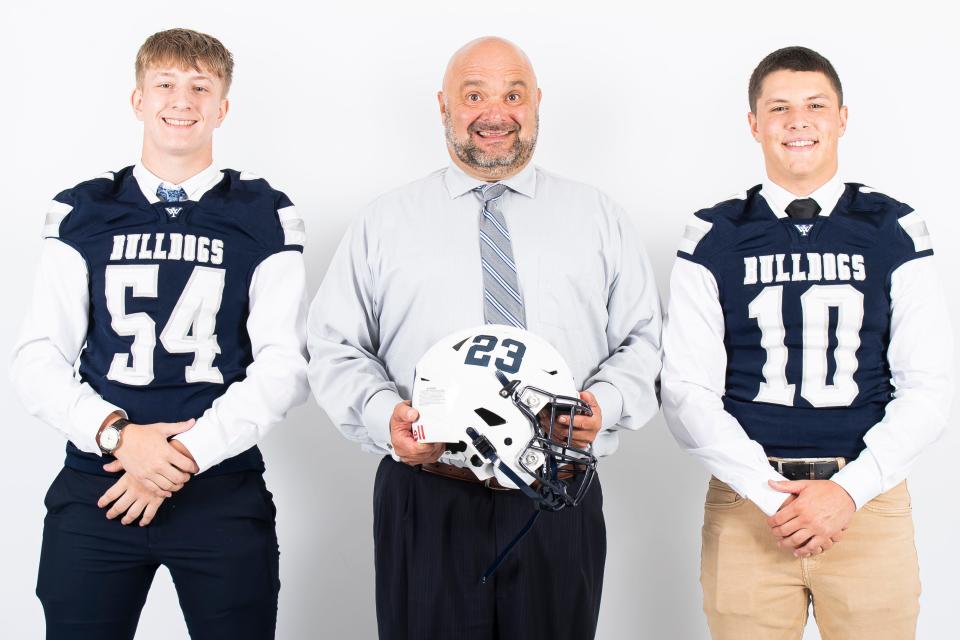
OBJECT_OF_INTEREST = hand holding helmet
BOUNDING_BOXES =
[389,401,445,466]
[542,389,602,449]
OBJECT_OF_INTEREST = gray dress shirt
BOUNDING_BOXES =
[307,162,662,459]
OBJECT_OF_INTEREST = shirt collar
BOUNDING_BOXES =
[442,161,537,199]
[760,173,845,219]
[133,162,223,204]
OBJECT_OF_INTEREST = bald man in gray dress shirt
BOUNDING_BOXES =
[307,37,662,640]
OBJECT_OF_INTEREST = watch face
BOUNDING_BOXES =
[100,427,120,451]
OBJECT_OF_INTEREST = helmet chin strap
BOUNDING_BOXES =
[466,426,545,584]
[465,427,541,504]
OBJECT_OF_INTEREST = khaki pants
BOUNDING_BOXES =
[700,477,920,640]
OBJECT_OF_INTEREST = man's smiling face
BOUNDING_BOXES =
[439,38,541,181]
[133,64,228,160]
[749,69,847,192]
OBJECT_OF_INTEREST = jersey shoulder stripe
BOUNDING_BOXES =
[42,200,73,239]
[677,186,756,258]
[215,169,305,251]
[847,184,931,255]
[42,171,120,239]
[897,211,932,252]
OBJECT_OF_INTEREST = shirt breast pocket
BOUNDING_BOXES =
[536,255,608,334]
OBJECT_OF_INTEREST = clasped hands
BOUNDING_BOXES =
[766,479,856,558]
[96,415,199,527]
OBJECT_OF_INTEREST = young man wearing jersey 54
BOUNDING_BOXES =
[662,47,953,638]
[11,29,308,639]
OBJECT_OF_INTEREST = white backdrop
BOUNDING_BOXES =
[3,1,957,638]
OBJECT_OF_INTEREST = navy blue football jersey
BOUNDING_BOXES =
[45,167,303,475]
[678,183,933,459]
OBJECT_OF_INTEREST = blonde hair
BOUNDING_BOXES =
[135,28,234,95]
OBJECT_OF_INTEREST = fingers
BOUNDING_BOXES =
[159,418,197,438]
[767,503,800,527]
[550,427,591,449]
[141,477,174,499]
[102,459,124,473]
[150,473,175,492]
[778,528,814,551]
[768,479,808,494]
[557,412,600,431]
[167,450,199,475]
[97,477,129,509]
[398,443,444,466]
[390,400,429,461]
[100,473,169,525]
[794,535,832,558]
[121,498,148,526]
[106,491,136,520]
[149,470,185,494]
[579,390,599,409]
[770,516,803,538]
[390,401,418,430]
[158,460,192,486]
[140,499,163,527]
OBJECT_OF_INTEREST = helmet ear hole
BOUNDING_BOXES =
[445,441,468,454]
[474,407,506,426]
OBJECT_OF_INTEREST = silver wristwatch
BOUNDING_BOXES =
[97,418,130,454]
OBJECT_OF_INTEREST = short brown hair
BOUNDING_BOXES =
[135,28,234,95]
[748,46,842,114]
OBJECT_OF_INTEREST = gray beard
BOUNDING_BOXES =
[444,113,538,179]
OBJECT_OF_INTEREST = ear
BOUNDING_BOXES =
[536,87,542,106]
[131,87,144,122]
[215,98,230,128]
[437,91,447,119]
[837,104,848,138]
[747,111,760,142]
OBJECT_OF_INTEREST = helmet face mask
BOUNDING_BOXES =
[512,382,597,510]
[412,325,598,512]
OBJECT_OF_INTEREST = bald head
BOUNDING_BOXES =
[439,37,541,181]
[442,37,538,96]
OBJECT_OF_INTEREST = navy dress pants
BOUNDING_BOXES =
[37,467,280,640]
[373,456,606,640]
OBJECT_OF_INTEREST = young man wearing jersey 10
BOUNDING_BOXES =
[11,28,308,639]
[662,46,953,638]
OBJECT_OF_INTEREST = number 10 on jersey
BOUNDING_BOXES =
[749,283,864,408]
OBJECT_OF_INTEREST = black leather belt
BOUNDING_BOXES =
[768,457,845,481]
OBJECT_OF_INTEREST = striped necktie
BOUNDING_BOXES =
[476,183,526,328]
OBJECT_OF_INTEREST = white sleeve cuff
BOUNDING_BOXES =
[69,389,125,456]
[587,381,624,431]
[363,389,404,451]
[173,417,223,474]
[747,478,792,517]
[831,450,884,510]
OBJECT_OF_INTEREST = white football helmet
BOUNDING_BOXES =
[412,324,597,511]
